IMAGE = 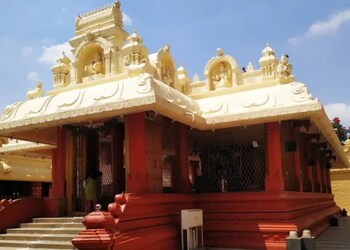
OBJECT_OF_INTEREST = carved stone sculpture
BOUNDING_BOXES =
[26,81,43,100]
[212,62,231,88]
[246,62,254,72]
[0,159,12,174]
[277,54,292,79]
[162,67,173,86]
[84,53,104,75]
[216,48,224,57]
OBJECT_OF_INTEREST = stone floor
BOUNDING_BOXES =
[316,216,350,250]
[197,216,350,250]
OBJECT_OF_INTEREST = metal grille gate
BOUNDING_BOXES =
[193,142,265,193]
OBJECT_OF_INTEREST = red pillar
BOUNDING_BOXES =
[294,150,302,192]
[293,129,302,192]
[316,157,323,193]
[323,168,328,193]
[265,122,285,192]
[126,113,149,193]
[308,165,314,193]
[50,127,66,198]
[327,169,332,193]
[113,124,125,194]
[178,124,191,193]
[307,142,317,193]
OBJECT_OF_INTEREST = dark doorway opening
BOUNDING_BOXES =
[70,119,125,212]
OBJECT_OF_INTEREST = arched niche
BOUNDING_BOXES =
[157,48,176,88]
[74,37,112,83]
[204,54,239,91]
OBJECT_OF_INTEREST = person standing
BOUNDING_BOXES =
[84,170,102,213]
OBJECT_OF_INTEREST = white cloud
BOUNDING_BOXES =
[288,9,350,45]
[38,42,73,64]
[324,103,350,127]
[27,72,39,82]
[40,38,55,45]
[21,47,33,56]
[123,12,132,26]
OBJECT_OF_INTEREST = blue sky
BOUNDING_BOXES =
[0,0,349,126]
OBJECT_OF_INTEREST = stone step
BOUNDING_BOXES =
[0,240,74,249]
[33,217,84,223]
[20,222,85,229]
[0,216,84,249]
[7,227,83,235]
[0,233,76,241]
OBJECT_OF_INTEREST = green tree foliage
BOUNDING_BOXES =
[331,117,349,144]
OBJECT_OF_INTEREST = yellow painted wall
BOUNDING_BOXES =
[0,154,51,182]
[331,140,350,210]
[331,169,350,210]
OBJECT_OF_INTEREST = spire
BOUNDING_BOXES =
[127,30,143,46]
[259,42,278,77]
[177,64,187,74]
[261,42,275,57]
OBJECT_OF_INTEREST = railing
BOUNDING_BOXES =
[72,193,198,250]
[72,193,129,250]
[0,198,59,233]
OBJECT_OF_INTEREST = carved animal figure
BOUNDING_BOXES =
[0,159,11,174]
[27,81,43,100]
[84,54,104,75]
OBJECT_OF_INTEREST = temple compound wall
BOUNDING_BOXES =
[331,139,350,211]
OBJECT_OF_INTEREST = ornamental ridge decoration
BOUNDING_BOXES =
[137,74,154,94]
[0,96,156,131]
[205,102,322,125]
[155,78,201,116]
[93,80,124,101]
[75,3,119,28]
[28,96,54,115]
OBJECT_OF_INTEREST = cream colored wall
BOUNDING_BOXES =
[331,140,350,210]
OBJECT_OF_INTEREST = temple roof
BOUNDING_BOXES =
[0,139,55,156]
[0,73,347,167]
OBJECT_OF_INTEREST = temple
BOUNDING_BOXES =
[0,1,348,249]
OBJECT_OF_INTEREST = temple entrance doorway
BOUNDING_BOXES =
[68,120,125,214]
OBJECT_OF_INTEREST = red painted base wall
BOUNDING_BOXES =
[110,192,338,250]
[199,192,338,250]
[113,194,198,250]
[0,198,59,233]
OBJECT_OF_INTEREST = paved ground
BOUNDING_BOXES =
[196,217,350,250]
[316,216,350,250]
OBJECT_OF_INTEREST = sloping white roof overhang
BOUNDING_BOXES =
[0,74,348,168]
